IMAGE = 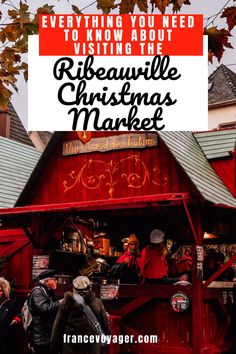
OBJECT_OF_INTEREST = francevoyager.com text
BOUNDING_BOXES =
[63,334,158,345]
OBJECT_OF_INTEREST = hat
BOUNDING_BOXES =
[37,269,56,281]
[150,229,165,244]
[128,234,139,244]
[73,276,91,290]
[0,277,11,298]
[121,238,129,243]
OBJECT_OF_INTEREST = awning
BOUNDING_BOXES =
[0,192,192,227]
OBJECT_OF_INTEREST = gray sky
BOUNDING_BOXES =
[9,0,236,128]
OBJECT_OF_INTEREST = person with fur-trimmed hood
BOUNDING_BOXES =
[51,276,110,354]
[0,277,21,353]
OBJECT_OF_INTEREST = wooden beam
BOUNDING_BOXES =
[182,199,198,243]
[203,253,236,288]
[0,240,30,258]
[22,225,39,248]
[0,193,192,217]
[191,207,203,354]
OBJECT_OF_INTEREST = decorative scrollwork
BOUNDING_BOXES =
[80,159,106,190]
[63,154,161,198]
[121,155,149,188]
[152,166,161,186]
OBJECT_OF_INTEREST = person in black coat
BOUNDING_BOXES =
[28,269,60,354]
[0,277,22,354]
[51,276,111,354]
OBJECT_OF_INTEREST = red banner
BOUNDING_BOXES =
[39,14,203,56]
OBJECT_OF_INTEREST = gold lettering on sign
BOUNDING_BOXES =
[64,142,80,155]
[62,133,158,156]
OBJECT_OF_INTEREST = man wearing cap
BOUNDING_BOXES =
[141,229,169,283]
[51,276,110,354]
[113,234,141,284]
[28,269,60,354]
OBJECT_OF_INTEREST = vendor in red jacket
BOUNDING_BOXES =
[141,229,169,284]
[116,234,141,284]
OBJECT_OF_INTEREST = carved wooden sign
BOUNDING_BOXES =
[63,133,158,156]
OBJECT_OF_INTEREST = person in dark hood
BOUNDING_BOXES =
[51,276,110,354]
[28,269,60,354]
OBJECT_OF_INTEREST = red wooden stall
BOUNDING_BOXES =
[0,131,235,354]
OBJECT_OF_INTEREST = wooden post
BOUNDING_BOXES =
[191,206,203,354]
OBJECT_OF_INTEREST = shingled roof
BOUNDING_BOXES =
[194,129,236,159]
[0,137,41,208]
[37,131,52,146]
[208,64,236,105]
[7,103,34,147]
[159,131,236,207]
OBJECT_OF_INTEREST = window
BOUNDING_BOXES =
[208,82,214,91]
[218,121,236,129]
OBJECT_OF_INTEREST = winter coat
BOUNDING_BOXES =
[0,297,22,353]
[28,283,59,346]
[51,291,111,354]
[115,251,141,283]
[176,255,192,275]
[141,245,168,280]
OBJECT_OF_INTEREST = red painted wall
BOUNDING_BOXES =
[210,158,235,196]
[30,132,197,205]
[0,229,34,294]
